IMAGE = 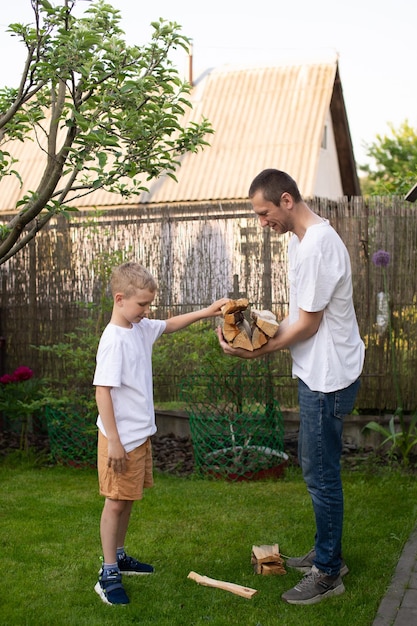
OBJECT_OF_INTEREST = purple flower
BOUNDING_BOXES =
[12,366,34,382]
[372,249,391,268]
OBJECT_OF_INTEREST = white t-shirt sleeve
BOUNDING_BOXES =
[294,230,345,313]
[296,253,338,312]
[93,330,123,387]
[93,319,166,388]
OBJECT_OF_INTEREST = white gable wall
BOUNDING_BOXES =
[313,110,343,200]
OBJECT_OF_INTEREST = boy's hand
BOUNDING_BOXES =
[204,297,230,317]
[107,439,129,473]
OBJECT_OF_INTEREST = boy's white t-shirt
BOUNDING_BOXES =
[288,220,365,393]
[93,318,166,452]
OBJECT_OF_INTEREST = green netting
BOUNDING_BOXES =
[179,362,286,481]
[45,406,97,467]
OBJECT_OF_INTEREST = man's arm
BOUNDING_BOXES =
[164,297,229,334]
[217,308,324,358]
[95,385,129,472]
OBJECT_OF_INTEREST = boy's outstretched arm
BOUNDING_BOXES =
[164,297,229,334]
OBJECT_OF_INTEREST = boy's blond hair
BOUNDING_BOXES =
[110,262,157,297]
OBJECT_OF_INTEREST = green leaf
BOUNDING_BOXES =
[362,421,391,439]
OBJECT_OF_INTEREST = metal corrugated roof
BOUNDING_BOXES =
[139,62,337,203]
[0,60,339,211]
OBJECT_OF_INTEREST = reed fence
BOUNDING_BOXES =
[1,196,417,413]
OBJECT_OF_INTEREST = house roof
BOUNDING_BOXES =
[138,60,360,204]
[0,59,359,212]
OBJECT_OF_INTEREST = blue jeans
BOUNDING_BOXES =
[297,378,361,576]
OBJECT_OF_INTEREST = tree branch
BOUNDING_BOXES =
[0,210,56,264]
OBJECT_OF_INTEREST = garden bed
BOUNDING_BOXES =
[1,428,416,476]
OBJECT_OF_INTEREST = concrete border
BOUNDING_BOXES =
[155,409,393,449]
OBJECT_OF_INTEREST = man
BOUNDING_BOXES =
[217,169,365,605]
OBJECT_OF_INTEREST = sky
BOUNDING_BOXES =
[0,0,416,169]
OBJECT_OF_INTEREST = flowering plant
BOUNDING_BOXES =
[372,249,391,269]
[364,250,417,465]
[373,250,391,335]
[0,365,34,385]
[0,366,48,450]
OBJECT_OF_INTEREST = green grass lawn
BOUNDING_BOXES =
[1,460,417,626]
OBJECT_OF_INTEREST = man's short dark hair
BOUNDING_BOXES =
[249,169,302,205]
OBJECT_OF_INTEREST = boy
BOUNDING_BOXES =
[93,261,228,605]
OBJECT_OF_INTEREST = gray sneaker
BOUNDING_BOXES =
[286,548,349,576]
[282,565,345,605]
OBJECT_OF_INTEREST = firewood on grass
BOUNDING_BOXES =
[251,544,286,575]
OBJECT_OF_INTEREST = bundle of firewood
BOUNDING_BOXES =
[220,298,279,351]
[251,544,286,575]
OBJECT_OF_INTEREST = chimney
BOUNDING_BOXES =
[188,42,193,86]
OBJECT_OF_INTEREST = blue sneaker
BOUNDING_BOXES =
[94,568,130,605]
[118,554,154,576]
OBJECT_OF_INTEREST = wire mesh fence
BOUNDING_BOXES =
[179,362,286,481]
[45,406,97,468]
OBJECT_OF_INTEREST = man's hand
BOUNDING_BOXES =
[216,326,256,358]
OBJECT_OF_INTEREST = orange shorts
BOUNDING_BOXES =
[97,431,154,501]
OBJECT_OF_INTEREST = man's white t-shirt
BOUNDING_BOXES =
[288,220,365,393]
[93,318,166,452]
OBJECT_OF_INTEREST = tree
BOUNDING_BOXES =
[360,120,417,195]
[0,0,212,265]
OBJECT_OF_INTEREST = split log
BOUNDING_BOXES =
[251,326,268,350]
[251,544,286,576]
[222,311,246,343]
[233,316,253,351]
[231,331,253,351]
[256,562,286,575]
[187,571,258,599]
[250,309,279,338]
[220,298,249,315]
[222,322,241,343]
